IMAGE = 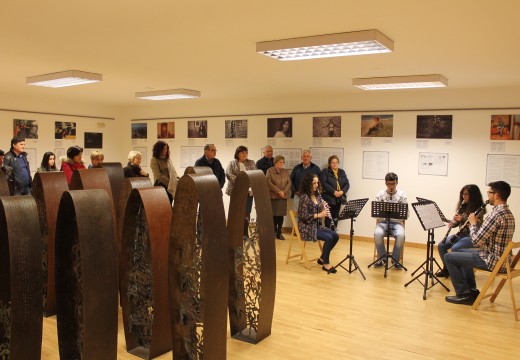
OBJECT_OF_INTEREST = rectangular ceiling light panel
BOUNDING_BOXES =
[257,30,393,61]
[27,70,102,88]
[135,89,201,101]
[353,75,448,90]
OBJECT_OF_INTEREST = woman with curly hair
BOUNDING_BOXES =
[150,140,178,203]
[298,173,339,273]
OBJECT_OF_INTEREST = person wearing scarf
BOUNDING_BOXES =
[319,155,350,229]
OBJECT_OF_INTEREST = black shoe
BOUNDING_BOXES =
[322,266,337,274]
[374,260,386,268]
[393,263,403,270]
[435,268,449,278]
[445,293,475,305]
[277,233,285,240]
[470,289,480,300]
[317,259,324,265]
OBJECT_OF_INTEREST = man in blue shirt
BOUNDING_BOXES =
[3,138,32,195]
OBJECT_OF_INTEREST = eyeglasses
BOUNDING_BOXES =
[487,191,496,194]
[386,181,397,186]
[208,149,217,152]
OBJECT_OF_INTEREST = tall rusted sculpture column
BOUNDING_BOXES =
[32,172,69,317]
[101,162,125,217]
[0,172,11,196]
[55,190,118,359]
[120,187,172,359]
[169,174,228,359]
[0,196,43,359]
[227,170,276,343]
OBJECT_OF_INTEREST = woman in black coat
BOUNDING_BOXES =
[319,155,350,229]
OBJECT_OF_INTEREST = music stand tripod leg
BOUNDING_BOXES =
[334,217,366,280]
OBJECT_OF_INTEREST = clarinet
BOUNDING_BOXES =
[316,189,335,231]
[440,201,465,245]
[451,200,489,244]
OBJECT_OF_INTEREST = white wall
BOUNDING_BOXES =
[119,104,520,245]
[2,87,520,245]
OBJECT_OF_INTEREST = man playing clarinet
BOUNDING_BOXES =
[445,181,515,305]
[373,172,408,269]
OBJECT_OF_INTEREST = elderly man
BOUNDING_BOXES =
[290,149,321,211]
[0,149,15,195]
[194,143,226,189]
[3,138,32,195]
[256,145,274,174]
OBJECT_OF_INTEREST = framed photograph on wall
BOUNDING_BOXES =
[157,122,175,139]
[416,115,453,139]
[225,119,247,138]
[312,116,341,137]
[55,121,77,140]
[490,115,520,140]
[14,119,39,139]
[267,117,292,138]
[187,120,207,138]
[84,132,103,149]
[361,114,393,137]
[131,123,148,139]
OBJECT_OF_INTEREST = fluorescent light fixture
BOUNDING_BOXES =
[256,29,393,61]
[353,74,448,90]
[135,88,201,101]
[26,70,102,88]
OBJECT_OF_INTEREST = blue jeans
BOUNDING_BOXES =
[317,228,339,264]
[445,249,489,295]
[374,221,405,262]
[437,235,473,268]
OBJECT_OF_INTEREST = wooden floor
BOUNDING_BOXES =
[41,236,520,359]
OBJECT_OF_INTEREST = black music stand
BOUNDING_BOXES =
[404,200,450,299]
[333,198,369,280]
[367,201,408,278]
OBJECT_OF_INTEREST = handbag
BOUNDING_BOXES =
[340,194,347,205]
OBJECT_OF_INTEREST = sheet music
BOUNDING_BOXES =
[414,203,445,230]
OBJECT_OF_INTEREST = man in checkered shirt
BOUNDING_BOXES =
[445,180,515,305]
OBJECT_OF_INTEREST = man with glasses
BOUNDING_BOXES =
[445,181,515,305]
[195,144,226,189]
[373,172,408,269]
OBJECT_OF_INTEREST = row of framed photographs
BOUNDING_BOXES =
[131,114,520,140]
[11,119,103,148]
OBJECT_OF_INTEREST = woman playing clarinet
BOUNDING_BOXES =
[297,173,339,273]
[436,184,486,278]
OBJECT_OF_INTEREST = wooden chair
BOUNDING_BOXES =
[373,220,405,264]
[286,210,323,270]
[472,241,520,320]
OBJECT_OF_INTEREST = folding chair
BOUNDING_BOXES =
[285,210,323,270]
[472,241,520,320]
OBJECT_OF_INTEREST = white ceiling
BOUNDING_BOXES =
[1,1,520,107]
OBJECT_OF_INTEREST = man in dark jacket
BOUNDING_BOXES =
[256,145,274,174]
[290,150,321,211]
[194,144,226,189]
[3,138,32,195]
[0,149,15,195]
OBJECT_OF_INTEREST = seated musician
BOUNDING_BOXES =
[436,184,485,278]
[297,173,339,274]
[445,181,515,305]
[373,172,408,269]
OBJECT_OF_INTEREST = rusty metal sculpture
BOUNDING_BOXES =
[227,170,276,344]
[183,166,213,176]
[100,162,125,217]
[55,189,118,359]
[0,171,10,196]
[120,187,172,359]
[169,174,228,359]
[32,172,69,317]
[117,178,153,257]
[0,196,43,359]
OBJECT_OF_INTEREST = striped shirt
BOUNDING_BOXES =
[470,203,515,272]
